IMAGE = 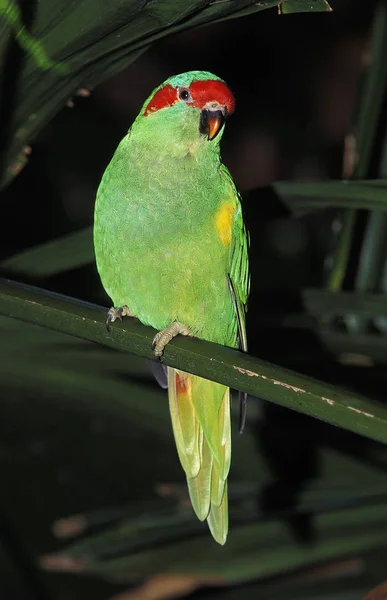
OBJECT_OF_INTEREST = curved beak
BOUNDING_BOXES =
[200,109,226,141]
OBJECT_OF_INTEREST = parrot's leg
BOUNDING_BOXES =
[106,305,135,332]
[152,322,191,358]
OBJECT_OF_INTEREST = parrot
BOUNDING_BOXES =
[93,71,250,545]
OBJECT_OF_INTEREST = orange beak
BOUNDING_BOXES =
[200,109,226,141]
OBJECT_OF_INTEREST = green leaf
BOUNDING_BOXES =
[0,316,172,434]
[0,0,281,190]
[301,289,387,362]
[1,277,387,447]
[275,180,387,214]
[41,480,387,587]
[0,0,66,72]
[303,289,387,319]
[0,227,94,277]
[280,0,332,14]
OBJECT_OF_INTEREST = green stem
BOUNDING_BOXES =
[1,277,387,445]
[327,1,387,291]
[327,209,356,291]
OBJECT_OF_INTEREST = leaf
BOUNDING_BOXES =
[279,0,332,14]
[107,574,213,600]
[40,478,387,588]
[2,277,387,447]
[0,0,283,190]
[302,289,387,319]
[0,0,68,72]
[0,316,172,434]
[275,180,387,214]
[351,2,387,180]
[0,227,94,277]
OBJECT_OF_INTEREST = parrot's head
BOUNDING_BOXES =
[135,71,235,154]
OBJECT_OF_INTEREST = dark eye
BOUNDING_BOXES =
[178,88,191,102]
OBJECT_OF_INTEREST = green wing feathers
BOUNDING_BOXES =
[222,165,250,352]
[168,368,230,545]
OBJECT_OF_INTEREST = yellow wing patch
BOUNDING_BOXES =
[215,202,236,247]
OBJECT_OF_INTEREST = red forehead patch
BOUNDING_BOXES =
[143,79,235,117]
[189,80,235,115]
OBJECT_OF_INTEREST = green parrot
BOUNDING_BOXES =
[94,71,250,545]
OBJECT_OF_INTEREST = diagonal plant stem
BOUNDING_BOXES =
[1,276,387,445]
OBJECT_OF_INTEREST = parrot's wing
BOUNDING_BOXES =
[228,275,247,352]
[221,166,250,432]
[230,202,250,432]
[220,166,250,351]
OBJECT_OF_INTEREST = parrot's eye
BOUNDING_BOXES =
[178,87,192,102]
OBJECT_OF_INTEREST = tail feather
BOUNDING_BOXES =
[167,367,231,544]
[207,482,228,546]
[168,369,200,478]
[187,435,213,520]
[211,389,231,481]
[190,376,225,466]
[211,464,225,507]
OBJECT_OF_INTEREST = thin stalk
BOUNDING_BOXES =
[327,1,387,291]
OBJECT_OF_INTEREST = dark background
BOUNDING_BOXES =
[0,1,385,598]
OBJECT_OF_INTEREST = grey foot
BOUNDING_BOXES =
[152,322,191,358]
[106,305,134,332]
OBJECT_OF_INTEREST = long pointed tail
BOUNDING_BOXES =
[167,367,231,545]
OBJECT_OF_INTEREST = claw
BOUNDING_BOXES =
[105,305,134,332]
[152,322,191,358]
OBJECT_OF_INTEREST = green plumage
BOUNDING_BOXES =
[94,71,249,544]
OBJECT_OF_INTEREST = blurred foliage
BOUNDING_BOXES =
[0,0,387,599]
[280,0,332,14]
[40,471,387,599]
[0,0,333,190]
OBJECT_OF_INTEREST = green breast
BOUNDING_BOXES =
[94,106,238,347]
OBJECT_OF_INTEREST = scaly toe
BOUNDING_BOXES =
[152,333,165,358]
[119,305,133,319]
[152,322,191,358]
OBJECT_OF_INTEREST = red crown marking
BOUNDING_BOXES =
[143,79,235,117]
